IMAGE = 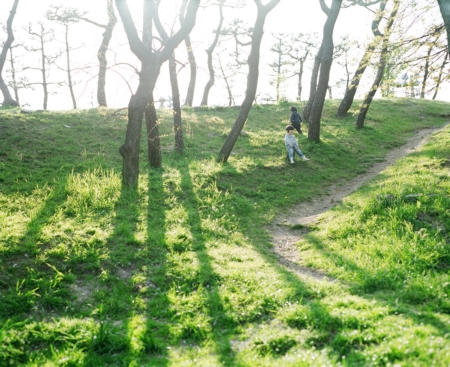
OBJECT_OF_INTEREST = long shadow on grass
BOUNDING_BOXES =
[177,162,241,366]
[300,231,450,355]
[1,174,70,320]
[78,185,149,366]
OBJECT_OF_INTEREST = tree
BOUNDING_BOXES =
[287,33,319,101]
[335,0,387,117]
[46,6,86,109]
[306,0,342,142]
[24,22,61,110]
[218,0,280,163]
[437,0,450,51]
[74,0,117,107]
[356,0,400,129]
[268,33,291,102]
[200,0,226,106]
[115,0,200,186]
[0,0,19,107]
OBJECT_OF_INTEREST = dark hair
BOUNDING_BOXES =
[286,125,294,132]
[290,106,297,112]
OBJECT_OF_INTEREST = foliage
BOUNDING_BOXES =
[1,99,450,365]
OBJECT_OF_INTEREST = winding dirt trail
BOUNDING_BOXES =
[267,125,449,283]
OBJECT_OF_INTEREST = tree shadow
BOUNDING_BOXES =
[177,162,242,366]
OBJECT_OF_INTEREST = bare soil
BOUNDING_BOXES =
[267,125,449,283]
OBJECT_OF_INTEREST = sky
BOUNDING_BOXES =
[1,0,447,110]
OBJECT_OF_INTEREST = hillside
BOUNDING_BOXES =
[1,99,450,366]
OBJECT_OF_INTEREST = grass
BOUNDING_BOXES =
[0,98,449,366]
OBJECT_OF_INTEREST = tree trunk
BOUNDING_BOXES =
[200,1,225,106]
[169,52,184,154]
[335,0,386,118]
[432,51,448,100]
[145,94,162,168]
[0,0,19,107]
[218,54,234,106]
[420,45,432,99]
[64,24,77,109]
[97,0,117,107]
[8,46,19,105]
[40,33,49,110]
[276,42,282,101]
[307,0,342,142]
[218,0,280,162]
[302,43,323,122]
[297,59,305,101]
[438,0,450,52]
[356,0,399,129]
[180,0,197,107]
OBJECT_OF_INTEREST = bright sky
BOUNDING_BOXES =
[2,0,446,110]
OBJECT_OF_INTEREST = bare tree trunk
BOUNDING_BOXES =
[63,24,77,109]
[307,0,342,142]
[420,45,432,99]
[336,0,386,118]
[145,94,162,168]
[218,0,280,162]
[180,0,196,107]
[169,53,183,153]
[356,0,399,129]
[0,0,19,107]
[8,46,20,105]
[296,58,306,101]
[40,33,49,110]
[200,0,225,106]
[302,43,323,122]
[218,54,234,106]
[438,0,450,52]
[97,0,117,107]
[432,51,448,100]
[275,41,282,101]
[328,86,333,99]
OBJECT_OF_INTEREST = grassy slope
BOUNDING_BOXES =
[0,99,449,366]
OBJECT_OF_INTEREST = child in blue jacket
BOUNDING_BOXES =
[285,125,310,164]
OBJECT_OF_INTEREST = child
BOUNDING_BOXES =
[285,125,309,164]
[289,106,303,134]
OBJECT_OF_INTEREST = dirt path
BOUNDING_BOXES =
[267,125,449,283]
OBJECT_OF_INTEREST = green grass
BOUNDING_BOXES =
[1,99,449,366]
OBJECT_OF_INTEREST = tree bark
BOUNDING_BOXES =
[335,0,386,117]
[438,0,450,52]
[302,43,323,122]
[420,45,432,99]
[356,0,399,129]
[307,0,342,142]
[432,50,448,100]
[218,54,234,106]
[8,46,20,105]
[145,94,161,167]
[0,0,19,107]
[115,0,199,186]
[63,24,77,109]
[169,53,184,153]
[97,0,117,107]
[200,0,225,106]
[180,0,197,107]
[218,0,280,162]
